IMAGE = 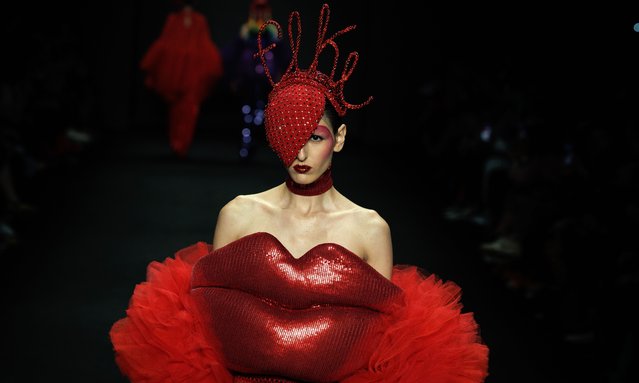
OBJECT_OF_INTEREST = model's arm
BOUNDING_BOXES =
[363,213,394,279]
[212,197,247,250]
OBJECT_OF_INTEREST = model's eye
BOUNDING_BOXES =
[309,134,323,142]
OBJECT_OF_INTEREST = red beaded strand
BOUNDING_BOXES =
[254,3,373,166]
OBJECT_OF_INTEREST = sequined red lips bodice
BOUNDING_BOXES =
[190,232,402,382]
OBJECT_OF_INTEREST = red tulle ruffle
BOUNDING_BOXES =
[110,251,488,382]
[344,265,489,382]
[109,242,232,383]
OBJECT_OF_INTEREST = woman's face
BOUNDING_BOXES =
[287,114,345,184]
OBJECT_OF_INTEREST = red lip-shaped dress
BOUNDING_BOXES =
[110,232,489,382]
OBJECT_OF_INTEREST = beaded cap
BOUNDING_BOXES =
[256,3,372,167]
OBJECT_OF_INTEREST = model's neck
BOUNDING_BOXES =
[285,168,333,196]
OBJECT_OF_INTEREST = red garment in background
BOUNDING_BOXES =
[141,7,223,156]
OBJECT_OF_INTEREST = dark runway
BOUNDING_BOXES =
[4,129,601,382]
[1,2,636,382]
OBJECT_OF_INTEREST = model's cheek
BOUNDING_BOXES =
[319,144,332,161]
[319,135,334,160]
[315,125,335,160]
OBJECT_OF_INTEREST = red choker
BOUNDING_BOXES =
[285,168,333,196]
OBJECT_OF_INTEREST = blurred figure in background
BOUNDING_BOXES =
[221,0,290,161]
[140,0,223,157]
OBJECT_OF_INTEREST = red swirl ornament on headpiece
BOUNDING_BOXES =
[255,3,372,167]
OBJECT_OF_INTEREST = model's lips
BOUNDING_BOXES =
[293,165,311,174]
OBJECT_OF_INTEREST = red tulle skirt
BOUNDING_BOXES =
[110,243,489,382]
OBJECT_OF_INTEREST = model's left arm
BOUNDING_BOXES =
[363,212,393,279]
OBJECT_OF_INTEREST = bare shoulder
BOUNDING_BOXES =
[345,206,393,279]
[331,191,391,242]
[212,194,268,248]
[350,207,391,243]
[219,194,259,216]
[215,195,245,226]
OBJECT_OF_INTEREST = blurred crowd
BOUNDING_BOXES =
[417,59,638,382]
[0,14,96,255]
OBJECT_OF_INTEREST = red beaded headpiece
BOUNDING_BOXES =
[256,3,372,167]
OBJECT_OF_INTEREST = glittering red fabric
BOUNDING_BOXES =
[233,377,297,383]
[191,232,402,382]
[110,235,489,383]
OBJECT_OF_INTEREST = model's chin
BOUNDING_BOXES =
[288,172,317,184]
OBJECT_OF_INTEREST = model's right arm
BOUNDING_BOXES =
[212,197,247,250]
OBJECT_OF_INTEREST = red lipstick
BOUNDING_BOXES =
[293,165,311,174]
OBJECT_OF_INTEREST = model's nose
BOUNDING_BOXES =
[296,145,308,162]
